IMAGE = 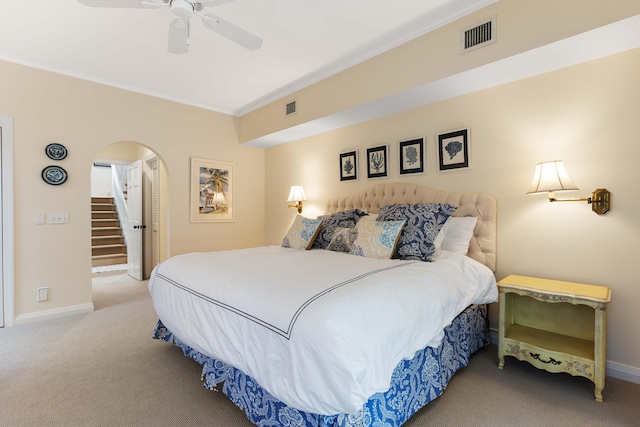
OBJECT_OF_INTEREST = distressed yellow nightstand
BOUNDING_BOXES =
[497,274,611,402]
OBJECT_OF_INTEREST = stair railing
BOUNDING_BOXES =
[111,164,130,246]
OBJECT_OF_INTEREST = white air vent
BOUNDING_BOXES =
[285,100,297,117]
[460,16,496,54]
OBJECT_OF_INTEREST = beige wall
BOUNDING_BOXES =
[265,48,640,372]
[241,0,640,143]
[0,60,265,321]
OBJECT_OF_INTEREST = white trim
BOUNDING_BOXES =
[606,360,640,385]
[14,303,94,325]
[0,115,14,327]
[244,14,640,147]
[489,328,640,385]
[235,0,498,116]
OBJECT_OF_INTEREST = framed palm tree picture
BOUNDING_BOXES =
[190,157,234,222]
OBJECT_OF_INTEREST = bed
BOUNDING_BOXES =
[149,183,498,427]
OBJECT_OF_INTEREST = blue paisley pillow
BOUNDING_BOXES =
[326,227,359,253]
[312,208,369,249]
[281,215,323,250]
[377,203,458,261]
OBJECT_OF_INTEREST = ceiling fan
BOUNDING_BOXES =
[77,0,263,54]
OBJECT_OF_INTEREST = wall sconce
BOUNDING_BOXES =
[287,186,307,214]
[526,160,610,215]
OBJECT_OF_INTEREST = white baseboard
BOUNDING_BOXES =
[488,328,640,385]
[14,303,94,325]
[606,360,640,384]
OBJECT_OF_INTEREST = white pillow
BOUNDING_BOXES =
[433,216,477,255]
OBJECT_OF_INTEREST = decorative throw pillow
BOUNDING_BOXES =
[350,220,405,259]
[326,227,359,253]
[377,203,458,261]
[282,215,323,250]
[434,216,478,255]
[312,208,368,249]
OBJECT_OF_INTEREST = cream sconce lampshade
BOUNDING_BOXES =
[526,160,610,215]
[287,186,307,214]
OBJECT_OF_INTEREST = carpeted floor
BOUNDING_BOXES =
[91,263,128,275]
[0,274,638,426]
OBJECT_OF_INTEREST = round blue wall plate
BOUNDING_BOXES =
[45,143,68,160]
[42,165,68,185]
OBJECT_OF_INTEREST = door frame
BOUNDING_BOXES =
[1,116,15,327]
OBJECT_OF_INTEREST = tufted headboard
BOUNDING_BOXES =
[326,183,497,272]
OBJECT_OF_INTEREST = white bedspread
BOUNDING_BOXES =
[148,246,497,415]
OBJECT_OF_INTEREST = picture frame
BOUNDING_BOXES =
[190,157,234,223]
[339,150,358,181]
[366,145,388,179]
[399,137,424,175]
[438,129,469,171]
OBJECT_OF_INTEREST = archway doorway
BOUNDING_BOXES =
[90,142,168,282]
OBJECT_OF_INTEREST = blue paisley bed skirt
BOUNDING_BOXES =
[153,304,488,427]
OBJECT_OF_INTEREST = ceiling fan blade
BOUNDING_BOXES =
[77,0,149,7]
[168,19,189,54]
[201,14,262,51]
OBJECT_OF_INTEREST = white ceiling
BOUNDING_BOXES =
[0,0,496,116]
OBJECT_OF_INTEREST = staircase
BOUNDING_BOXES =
[91,197,127,267]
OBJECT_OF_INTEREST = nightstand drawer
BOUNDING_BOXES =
[504,337,595,378]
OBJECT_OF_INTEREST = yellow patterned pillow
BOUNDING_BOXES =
[351,220,405,259]
[282,215,323,250]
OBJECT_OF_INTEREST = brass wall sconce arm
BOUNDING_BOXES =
[527,161,610,215]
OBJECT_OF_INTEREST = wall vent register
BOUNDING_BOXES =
[461,16,496,54]
[285,101,297,117]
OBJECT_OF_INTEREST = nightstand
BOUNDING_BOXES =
[497,274,611,402]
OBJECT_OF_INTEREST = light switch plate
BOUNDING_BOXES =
[48,213,69,224]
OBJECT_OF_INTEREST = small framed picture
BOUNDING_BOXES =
[399,137,424,175]
[438,129,469,171]
[366,145,388,179]
[340,150,358,181]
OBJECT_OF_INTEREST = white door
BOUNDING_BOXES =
[127,160,143,281]
[0,116,15,328]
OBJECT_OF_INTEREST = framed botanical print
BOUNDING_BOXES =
[438,129,469,171]
[399,137,424,175]
[190,157,234,222]
[340,150,358,181]
[366,145,388,179]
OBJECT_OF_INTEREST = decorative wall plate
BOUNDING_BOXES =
[42,165,68,185]
[45,143,68,160]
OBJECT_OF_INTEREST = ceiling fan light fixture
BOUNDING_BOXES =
[171,0,194,19]
[202,13,221,30]
[172,18,189,30]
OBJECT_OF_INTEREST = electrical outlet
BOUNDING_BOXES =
[37,287,49,302]
[35,213,45,225]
